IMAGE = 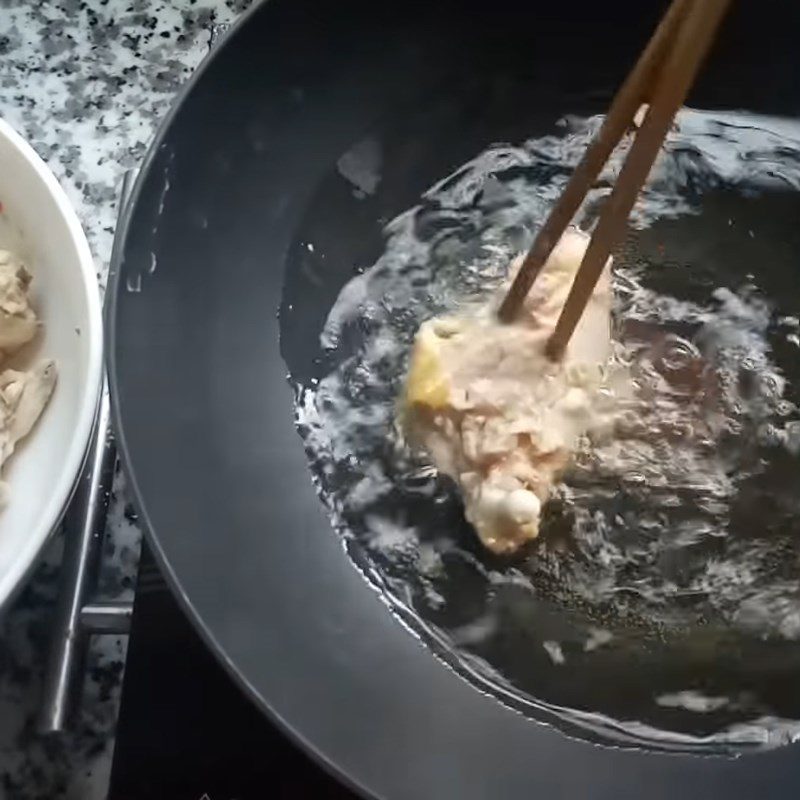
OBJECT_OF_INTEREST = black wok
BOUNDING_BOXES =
[110,0,800,796]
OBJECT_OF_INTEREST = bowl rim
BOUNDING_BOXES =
[0,117,104,611]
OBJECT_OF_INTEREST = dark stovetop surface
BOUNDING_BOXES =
[108,545,356,800]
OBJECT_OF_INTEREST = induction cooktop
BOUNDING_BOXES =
[108,545,355,800]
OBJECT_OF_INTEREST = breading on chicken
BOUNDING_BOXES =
[401,229,622,554]
[0,250,39,357]
[0,250,56,507]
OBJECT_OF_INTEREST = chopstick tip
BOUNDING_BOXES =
[545,335,565,363]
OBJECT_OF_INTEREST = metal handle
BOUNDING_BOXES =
[38,16,232,731]
[81,601,133,634]
[38,170,136,734]
[38,387,120,734]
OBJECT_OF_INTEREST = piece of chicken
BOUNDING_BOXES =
[401,229,621,554]
[0,250,39,356]
[0,360,57,506]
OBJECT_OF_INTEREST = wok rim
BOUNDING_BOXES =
[105,4,375,797]
[107,1,800,797]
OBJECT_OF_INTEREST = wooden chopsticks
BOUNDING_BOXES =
[498,0,733,361]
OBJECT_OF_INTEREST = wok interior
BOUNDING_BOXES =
[280,4,800,748]
[284,176,800,748]
[117,0,800,757]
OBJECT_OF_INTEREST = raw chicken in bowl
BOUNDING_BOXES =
[0,118,103,610]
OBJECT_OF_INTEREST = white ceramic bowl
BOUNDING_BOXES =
[0,119,103,610]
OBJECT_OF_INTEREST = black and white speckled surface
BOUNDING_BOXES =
[0,1,254,798]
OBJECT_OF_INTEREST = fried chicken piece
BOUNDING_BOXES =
[402,229,621,554]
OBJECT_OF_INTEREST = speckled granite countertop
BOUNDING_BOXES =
[0,1,254,797]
